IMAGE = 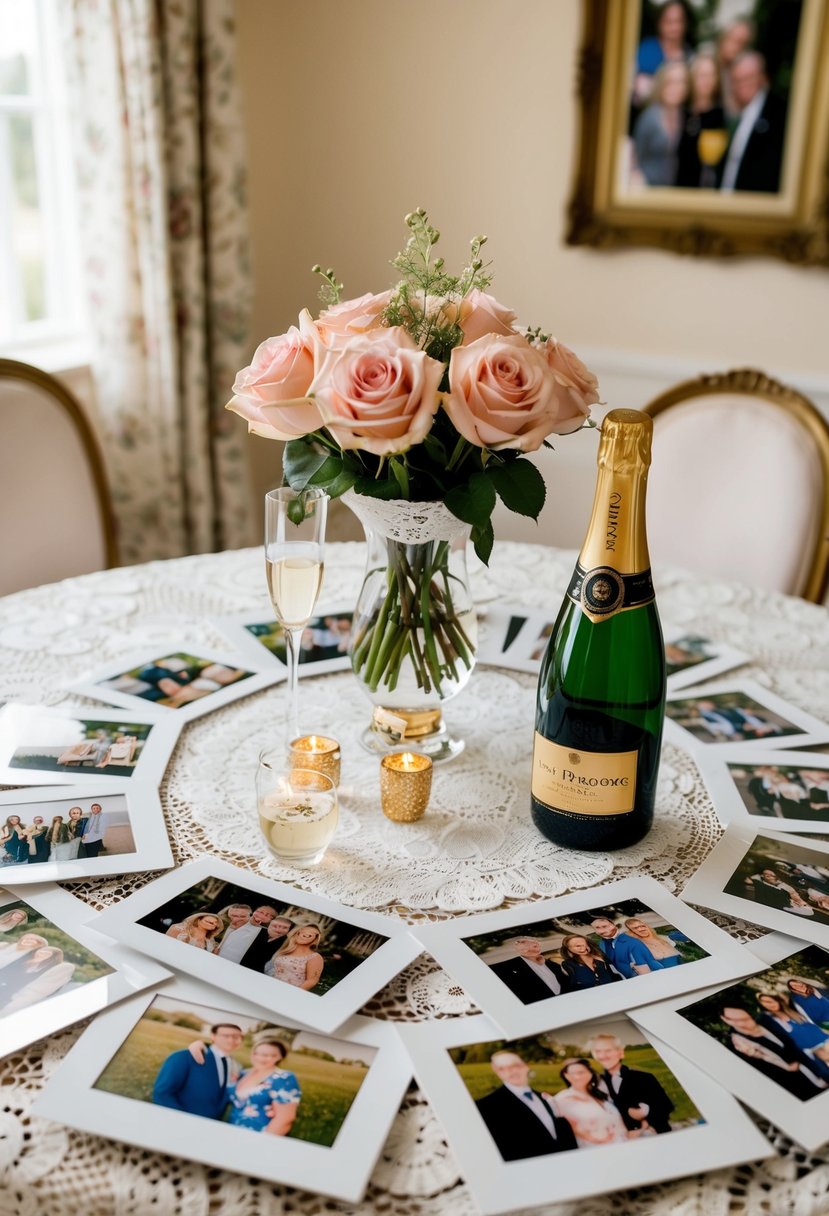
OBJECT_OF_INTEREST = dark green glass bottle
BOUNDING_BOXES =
[531,409,665,850]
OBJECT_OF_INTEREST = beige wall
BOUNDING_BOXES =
[235,0,829,543]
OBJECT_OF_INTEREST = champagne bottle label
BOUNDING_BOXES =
[566,562,655,624]
[531,734,638,816]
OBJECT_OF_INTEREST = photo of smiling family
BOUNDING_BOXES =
[2,794,134,868]
[94,994,376,1147]
[136,875,388,996]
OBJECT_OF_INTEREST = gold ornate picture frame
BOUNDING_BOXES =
[567,0,829,264]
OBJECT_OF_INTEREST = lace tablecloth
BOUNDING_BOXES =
[1,541,828,1216]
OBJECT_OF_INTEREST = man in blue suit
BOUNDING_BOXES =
[152,1023,242,1117]
[590,916,660,978]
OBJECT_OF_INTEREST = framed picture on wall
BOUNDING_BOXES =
[567,0,829,264]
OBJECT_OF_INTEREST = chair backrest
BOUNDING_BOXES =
[0,359,118,595]
[642,369,829,603]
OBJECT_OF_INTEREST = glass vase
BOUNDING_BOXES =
[345,493,478,763]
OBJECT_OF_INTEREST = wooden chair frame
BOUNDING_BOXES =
[0,357,119,572]
[642,368,829,603]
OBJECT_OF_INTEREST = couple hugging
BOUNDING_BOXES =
[153,1023,301,1135]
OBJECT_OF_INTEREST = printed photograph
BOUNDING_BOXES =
[666,690,802,744]
[8,715,155,776]
[665,635,719,678]
[678,944,829,1102]
[245,612,352,668]
[1,793,135,869]
[727,761,829,824]
[723,833,829,925]
[463,898,709,1005]
[528,620,554,664]
[136,876,389,996]
[94,994,377,1147]
[96,652,254,710]
[449,1015,703,1162]
[502,613,529,653]
[622,0,803,196]
[0,898,114,1017]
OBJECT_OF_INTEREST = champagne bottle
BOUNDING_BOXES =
[531,409,665,850]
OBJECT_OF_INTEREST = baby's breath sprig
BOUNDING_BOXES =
[311,264,343,308]
[525,325,551,346]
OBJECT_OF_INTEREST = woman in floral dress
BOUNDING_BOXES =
[165,911,224,952]
[265,924,324,991]
[226,1040,301,1136]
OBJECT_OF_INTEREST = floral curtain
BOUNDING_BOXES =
[62,0,252,562]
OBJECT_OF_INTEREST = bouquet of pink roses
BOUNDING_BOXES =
[228,210,599,700]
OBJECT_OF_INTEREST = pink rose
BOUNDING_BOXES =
[316,291,392,346]
[457,289,518,345]
[443,333,590,452]
[311,327,443,456]
[226,310,323,440]
[538,337,600,430]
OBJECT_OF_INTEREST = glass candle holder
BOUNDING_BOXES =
[257,754,338,866]
[379,751,433,823]
[289,734,341,788]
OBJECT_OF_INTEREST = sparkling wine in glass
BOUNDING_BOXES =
[697,128,729,188]
[265,487,328,748]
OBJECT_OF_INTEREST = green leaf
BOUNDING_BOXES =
[389,457,410,498]
[283,439,329,490]
[444,472,496,529]
[488,459,546,520]
[422,432,447,465]
[307,455,346,487]
[471,519,494,566]
[353,477,402,500]
[317,467,358,499]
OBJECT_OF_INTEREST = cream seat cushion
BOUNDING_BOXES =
[647,394,822,596]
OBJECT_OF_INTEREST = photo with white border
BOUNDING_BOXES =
[475,605,534,668]
[0,885,169,1058]
[632,933,829,1150]
[211,603,354,676]
[663,630,749,692]
[663,680,829,755]
[93,858,421,1033]
[65,645,281,721]
[697,751,829,834]
[412,876,759,1037]
[33,974,411,1204]
[0,703,182,787]
[398,1011,771,1215]
[0,782,172,884]
[682,828,829,948]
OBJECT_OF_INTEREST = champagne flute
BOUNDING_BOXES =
[697,128,729,189]
[265,487,329,749]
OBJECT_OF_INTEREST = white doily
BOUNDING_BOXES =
[1,540,829,1215]
[342,491,470,543]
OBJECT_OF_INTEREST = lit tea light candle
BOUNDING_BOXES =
[289,734,341,787]
[380,751,433,823]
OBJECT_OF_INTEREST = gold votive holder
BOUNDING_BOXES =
[380,751,433,823]
[289,735,341,788]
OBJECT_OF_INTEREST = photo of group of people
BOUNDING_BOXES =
[465,899,708,1006]
[97,653,253,710]
[450,1016,703,1162]
[0,900,113,1018]
[728,761,829,823]
[623,0,802,194]
[664,635,719,678]
[1,794,134,868]
[678,945,829,1101]
[724,834,829,924]
[246,612,352,668]
[136,876,387,998]
[94,995,377,1148]
[666,690,803,744]
[8,716,154,776]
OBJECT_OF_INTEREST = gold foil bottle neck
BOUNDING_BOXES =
[598,409,653,471]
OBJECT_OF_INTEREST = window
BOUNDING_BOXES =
[0,0,85,351]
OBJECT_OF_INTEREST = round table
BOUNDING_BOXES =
[1,541,828,1216]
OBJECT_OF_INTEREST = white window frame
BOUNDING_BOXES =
[0,0,87,357]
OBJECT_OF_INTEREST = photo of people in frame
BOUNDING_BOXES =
[463,898,709,1006]
[94,994,377,1147]
[245,612,353,667]
[136,876,388,997]
[666,691,802,744]
[98,652,254,710]
[727,762,829,823]
[9,716,155,775]
[622,0,804,195]
[1,793,135,869]
[664,635,720,678]
[723,834,829,924]
[678,944,829,1102]
[449,1015,703,1162]
[0,899,114,1019]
